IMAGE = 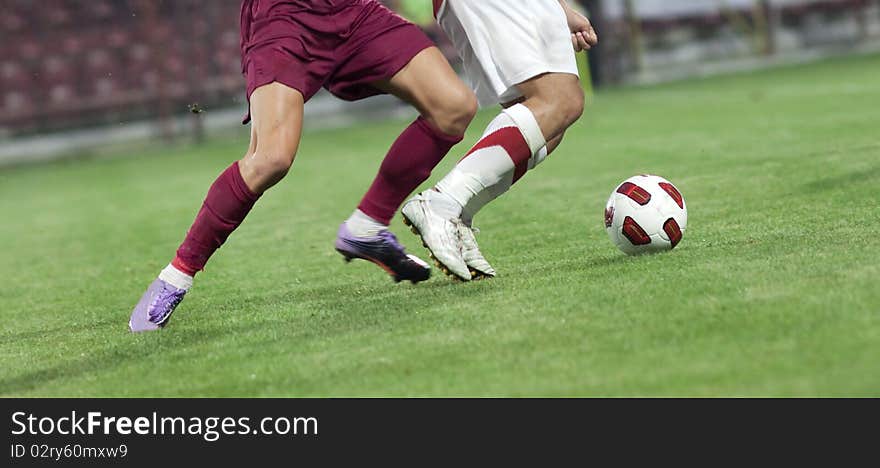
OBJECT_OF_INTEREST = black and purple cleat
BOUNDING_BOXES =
[335,223,431,284]
[128,278,186,333]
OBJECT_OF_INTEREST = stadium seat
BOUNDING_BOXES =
[0,0,459,134]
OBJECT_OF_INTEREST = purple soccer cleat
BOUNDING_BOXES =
[335,223,431,284]
[128,278,187,333]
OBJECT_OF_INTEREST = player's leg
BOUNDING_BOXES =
[129,83,304,332]
[237,83,305,193]
[421,74,582,279]
[546,133,566,156]
[514,72,584,153]
[347,46,476,233]
[344,47,477,281]
[452,72,584,224]
[326,2,478,282]
[405,99,550,280]
[405,0,585,279]
[372,47,477,136]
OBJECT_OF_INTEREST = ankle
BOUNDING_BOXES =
[346,209,389,238]
[160,263,194,290]
[427,189,464,219]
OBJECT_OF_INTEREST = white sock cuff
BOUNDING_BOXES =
[159,263,194,291]
[481,110,516,138]
[529,145,549,170]
[503,104,547,156]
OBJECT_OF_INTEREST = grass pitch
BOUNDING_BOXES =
[1,54,878,397]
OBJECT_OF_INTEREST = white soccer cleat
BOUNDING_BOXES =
[401,192,472,282]
[457,223,496,279]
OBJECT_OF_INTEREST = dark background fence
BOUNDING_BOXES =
[2,0,878,139]
[1,0,243,137]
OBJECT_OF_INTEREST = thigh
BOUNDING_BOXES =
[240,2,337,123]
[441,0,579,106]
[250,81,303,132]
[325,0,436,102]
[515,72,583,101]
[436,2,500,108]
[239,82,305,192]
[371,47,473,120]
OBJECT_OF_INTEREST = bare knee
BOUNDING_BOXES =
[426,87,478,136]
[520,75,585,139]
[258,152,294,179]
[553,83,585,129]
[240,144,296,193]
[241,82,304,192]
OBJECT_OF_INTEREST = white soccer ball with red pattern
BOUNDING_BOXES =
[604,175,687,255]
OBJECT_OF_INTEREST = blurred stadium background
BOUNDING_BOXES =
[1,0,878,164]
[4,1,880,397]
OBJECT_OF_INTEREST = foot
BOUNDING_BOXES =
[129,278,187,333]
[458,222,496,279]
[401,191,471,281]
[335,223,431,284]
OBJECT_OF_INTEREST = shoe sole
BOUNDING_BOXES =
[469,268,495,281]
[402,213,470,282]
[336,248,429,284]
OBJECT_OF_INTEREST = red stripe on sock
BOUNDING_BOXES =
[462,126,531,166]
[462,126,531,184]
[512,160,529,184]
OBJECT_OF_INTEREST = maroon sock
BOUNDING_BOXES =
[173,162,260,276]
[358,117,463,225]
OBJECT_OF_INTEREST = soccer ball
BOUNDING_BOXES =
[604,175,687,255]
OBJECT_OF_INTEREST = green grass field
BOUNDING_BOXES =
[2,54,878,397]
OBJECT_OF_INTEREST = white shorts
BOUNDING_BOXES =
[437,0,579,108]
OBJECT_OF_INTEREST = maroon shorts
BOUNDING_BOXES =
[239,0,435,123]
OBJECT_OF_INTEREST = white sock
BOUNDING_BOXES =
[345,209,388,237]
[424,189,464,219]
[459,144,550,224]
[436,104,546,222]
[530,145,549,170]
[159,263,193,291]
